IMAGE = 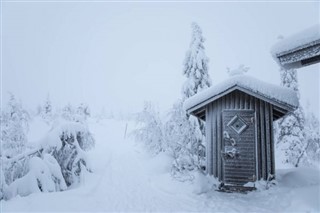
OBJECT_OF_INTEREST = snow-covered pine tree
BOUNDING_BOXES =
[169,22,211,173]
[276,68,306,167]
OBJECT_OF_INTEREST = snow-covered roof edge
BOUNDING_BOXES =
[184,75,299,113]
[271,25,320,57]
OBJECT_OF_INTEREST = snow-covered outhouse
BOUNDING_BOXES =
[271,25,320,69]
[184,75,299,188]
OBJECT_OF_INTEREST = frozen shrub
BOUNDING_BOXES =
[3,156,65,200]
[0,163,7,200]
[165,101,204,176]
[42,121,95,186]
[2,120,95,200]
[60,103,91,124]
[276,68,306,167]
[133,102,164,155]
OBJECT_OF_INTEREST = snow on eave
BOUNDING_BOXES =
[271,24,320,57]
[184,75,299,114]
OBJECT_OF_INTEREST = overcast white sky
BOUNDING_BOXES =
[1,1,319,117]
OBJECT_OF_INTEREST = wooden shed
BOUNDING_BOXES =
[271,25,320,69]
[184,75,299,188]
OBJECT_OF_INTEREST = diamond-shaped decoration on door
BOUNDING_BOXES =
[227,115,248,134]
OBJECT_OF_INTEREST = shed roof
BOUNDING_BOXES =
[271,25,320,69]
[184,75,299,119]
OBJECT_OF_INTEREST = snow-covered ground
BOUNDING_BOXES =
[1,118,320,212]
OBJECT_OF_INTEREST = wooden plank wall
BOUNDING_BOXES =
[206,90,275,181]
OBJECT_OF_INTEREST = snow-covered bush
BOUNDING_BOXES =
[2,156,29,188]
[276,109,305,167]
[133,102,164,155]
[60,103,91,124]
[42,121,95,186]
[302,112,320,166]
[164,101,204,179]
[3,155,67,200]
[1,119,95,200]
[42,153,68,191]
[276,68,306,167]
[0,162,7,200]
[77,103,91,121]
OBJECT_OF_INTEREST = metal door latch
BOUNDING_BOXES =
[223,131,237,146]
[221,146,239,159]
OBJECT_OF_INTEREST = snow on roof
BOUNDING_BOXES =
[271,25,320,57]
[184,75,299,113]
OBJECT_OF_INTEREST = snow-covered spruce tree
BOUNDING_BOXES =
[133,102,164,155]
[182,22,211,99]
[0,94,30,189]
[169,22,211,174]
[61,104,76,122]
[38,94,54,123]
[1,94,30,158]
[44,95,52,116]
[44,95,52,117]
[276,68,306,167]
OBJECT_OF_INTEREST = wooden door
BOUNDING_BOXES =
[222,110,256,185]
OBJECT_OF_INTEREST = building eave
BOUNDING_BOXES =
[186,85,297,119]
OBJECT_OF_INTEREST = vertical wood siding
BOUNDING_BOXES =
[205,105,211,175]
[206,90,275,182]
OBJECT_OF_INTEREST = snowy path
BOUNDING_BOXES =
[2,119,320,212]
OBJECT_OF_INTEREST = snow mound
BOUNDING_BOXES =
[184,75,299,112]
[277,167,320,188]
[271,24,320,56]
